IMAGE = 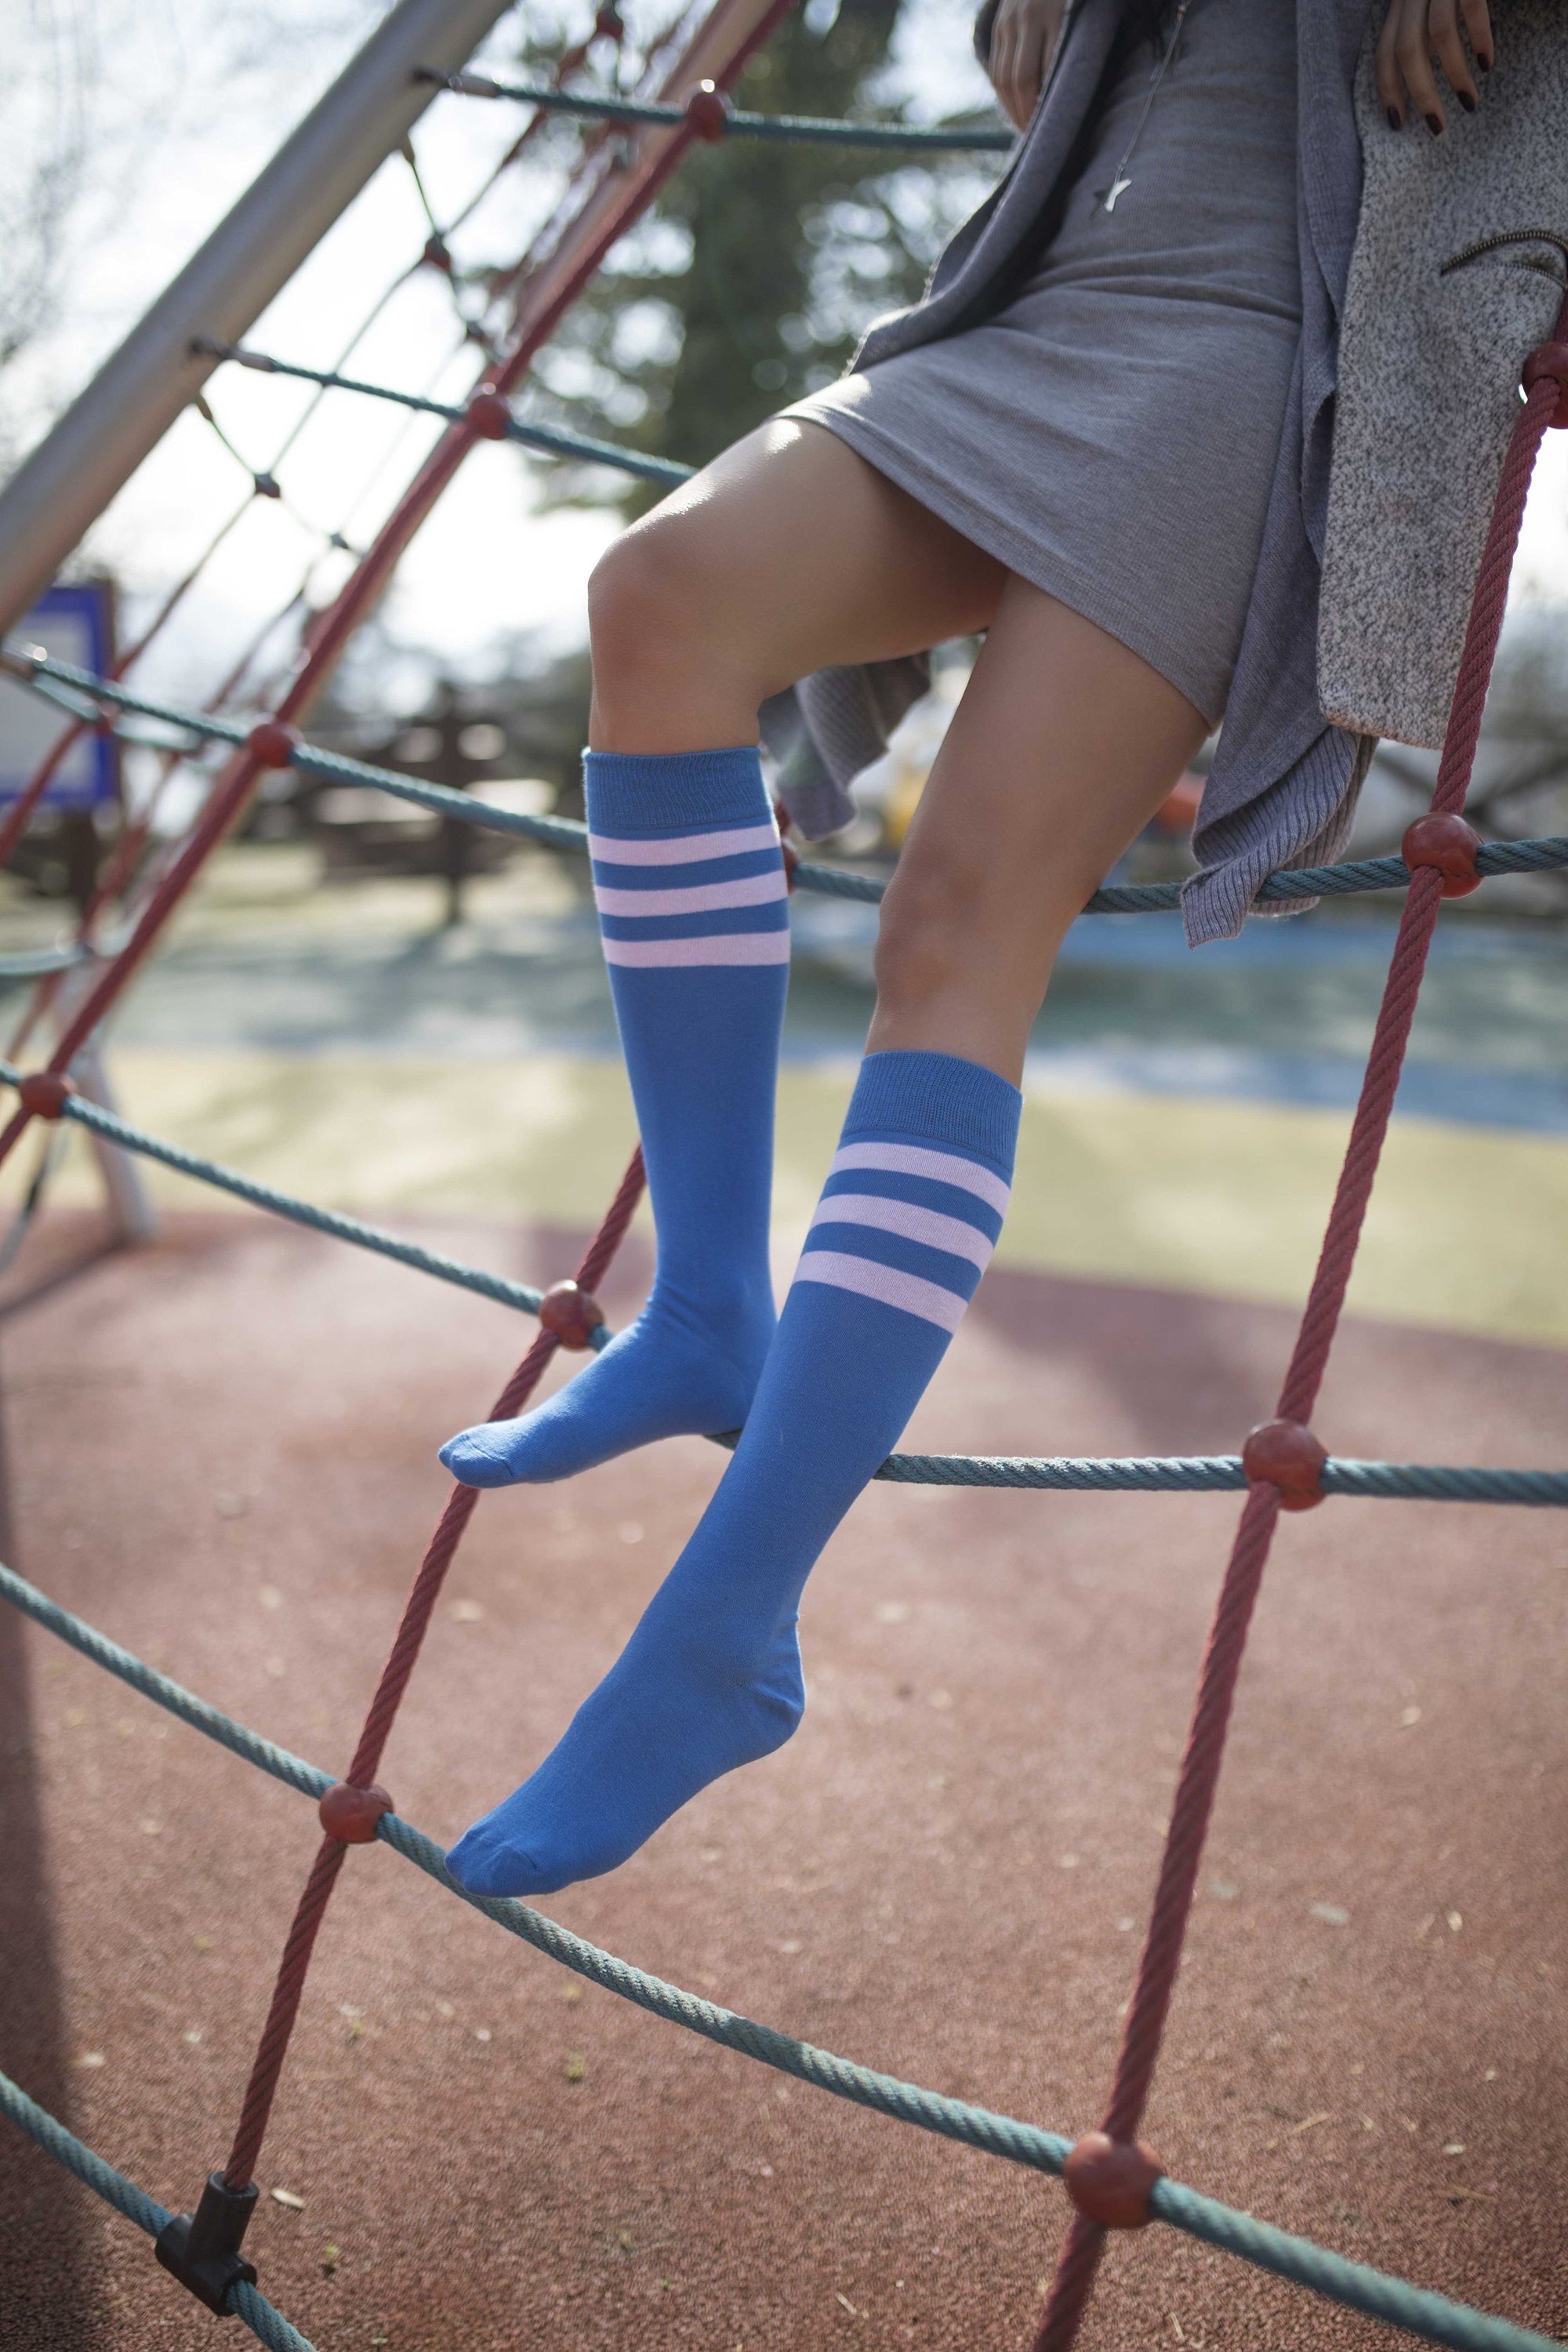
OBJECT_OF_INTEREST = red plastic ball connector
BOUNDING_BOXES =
[1403,811,1482,898]
[593,3,624,36]
[771,800,800,891]
[246,720,299,771]
[422,234,454,276]
[684,79,730,140]
[1062,2132,1163,2230]
[16,1071,73,1120]
[1242,1417,1327,1512]
[1522,343,1568,429]
[538,1279,605,1350]
[466,390,513,441]
[318,1781,393,1843]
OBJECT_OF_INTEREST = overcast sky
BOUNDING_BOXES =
[5,0,1565,720]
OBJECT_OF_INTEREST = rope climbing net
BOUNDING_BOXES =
[2,5,1566,2342]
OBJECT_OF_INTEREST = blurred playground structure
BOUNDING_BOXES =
[2,2,1568,2347]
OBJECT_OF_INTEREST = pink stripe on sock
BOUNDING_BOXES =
[792,1250,967,1332]
[602,932,791,967]
[593,870,787,917]
[808,1192,994,1271]
[588,822,779,867]
[828,1140,1011,1218]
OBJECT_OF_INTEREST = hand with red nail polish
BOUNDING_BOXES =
[1376,0,1491,134]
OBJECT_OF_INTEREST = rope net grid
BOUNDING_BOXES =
[1,12,1565,2348]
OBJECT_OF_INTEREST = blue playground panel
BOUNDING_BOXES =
[0,583,118,809]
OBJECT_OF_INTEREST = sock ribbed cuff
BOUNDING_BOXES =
[583,746,770,837]
[844,1051,1021,1174]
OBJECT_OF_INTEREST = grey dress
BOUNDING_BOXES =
[785,0,1301,728]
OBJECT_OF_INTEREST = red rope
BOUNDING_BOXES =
[221,1147,646,2192]
[1031,313,1568,2352]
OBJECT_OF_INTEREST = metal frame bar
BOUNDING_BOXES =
[0,0,520,633]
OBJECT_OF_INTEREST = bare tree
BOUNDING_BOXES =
[0,0,93,379]
[1,0,383,463]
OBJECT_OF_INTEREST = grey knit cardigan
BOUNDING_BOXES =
[771,0,1568,943]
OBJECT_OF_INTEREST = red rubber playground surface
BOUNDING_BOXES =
[2,1204,1566,2350]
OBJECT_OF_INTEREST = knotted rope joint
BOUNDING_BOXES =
[466,389,513,440]
[1403,812,1482,899]
[538,1279,606,1350]
[1240,1418,1328,1512]
[245,720,299,771]
[1062,2133,1163,2230]
[16,1071,74,1120]
[318,1780,394,1842]
[685,78,731,140]
[771,800,800,891]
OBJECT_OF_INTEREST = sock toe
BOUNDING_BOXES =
[438,1428,523,1488]
[445,1821,542,1897]
[436,1300,772,1490]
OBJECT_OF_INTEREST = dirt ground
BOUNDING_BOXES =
[2,1207,1565,2352]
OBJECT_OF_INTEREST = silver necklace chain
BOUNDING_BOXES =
[1098,0,1194,212]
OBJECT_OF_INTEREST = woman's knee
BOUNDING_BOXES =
[589,522,681,682]
[872,836,1070,1032]
[588,507,748,690]
[873,855,992,1016]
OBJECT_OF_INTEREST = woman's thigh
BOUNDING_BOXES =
[588,419,1009,750]
[869,577,1210,1079]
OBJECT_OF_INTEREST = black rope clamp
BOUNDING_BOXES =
[154,2172,258,2314]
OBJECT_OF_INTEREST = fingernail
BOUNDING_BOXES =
[1425,111,1443,136]
[1476,53,1492,73]
[1457,89,1476,112]
[1385,103,1403,130]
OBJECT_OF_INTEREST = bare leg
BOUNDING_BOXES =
[869,577,1209,1082]
[441,423,1004,1490]
[587,418,1008,752]
[445,441,1212,1896]
[593,426,1205,1073]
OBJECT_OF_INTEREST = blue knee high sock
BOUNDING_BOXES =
[441,746,789,1486]
[447,1048,1020,1896]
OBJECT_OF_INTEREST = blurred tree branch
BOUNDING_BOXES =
[469,0,1004,508]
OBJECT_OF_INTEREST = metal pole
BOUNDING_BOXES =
[0,0,515,637]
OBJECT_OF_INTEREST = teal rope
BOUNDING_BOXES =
[379,1806,1073,2169]
[192,339,691,486]
[7,651,1568,915]
[1148,2177,1558,2352]
[0,1557,1066,2172]
[0,1062,554,1326]
[2,1557,1558,2352]
[417,67,1015,150]
[0,1560,332,1799]
[873,1451,1568,1504]
[4,1072,1563,1506]
[0,2068,316,2352]
[1321,1461,1568,1504]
